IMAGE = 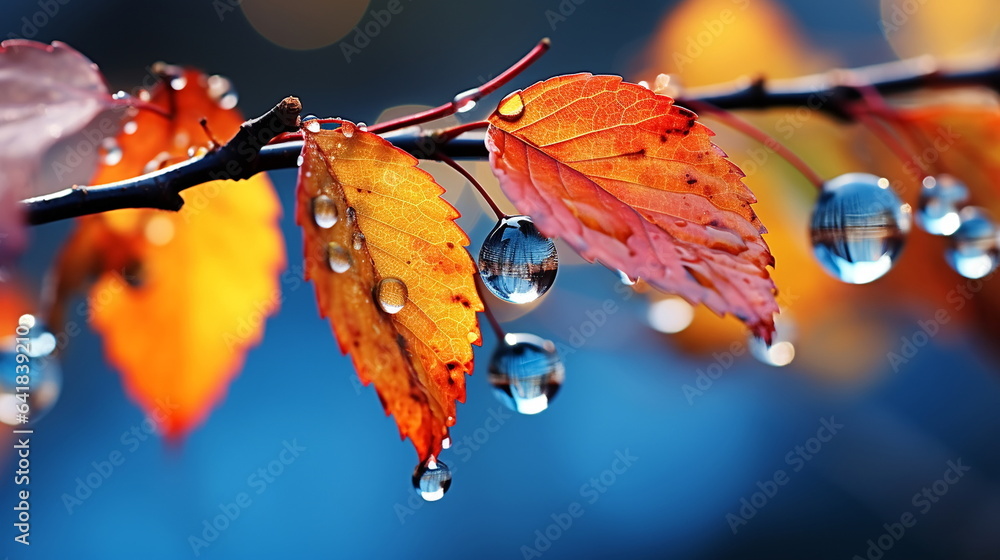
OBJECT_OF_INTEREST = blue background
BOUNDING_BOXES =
[3,1,1000,559]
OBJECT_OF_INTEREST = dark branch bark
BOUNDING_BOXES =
[21,55,1000,226]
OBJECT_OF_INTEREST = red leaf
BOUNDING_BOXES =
[486,74,778,340]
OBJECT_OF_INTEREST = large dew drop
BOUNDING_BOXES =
[809,173,911,284]
[375,277,408,314]
[327,243,352,274]
[945,207,999,279]
[489,333,564,415]
[917,175,968,236]
[496,91,525,121]
[0,319,62,426]
[747,314,796,367]
[453,88,478,113]
[412,457,452,502]
[478,215,558,304]
[311,195,339,229]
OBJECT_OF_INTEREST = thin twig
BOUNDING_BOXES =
[22,53,1000,226]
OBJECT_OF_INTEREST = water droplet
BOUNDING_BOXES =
[647,297,694,334]
[169,75,187,91]
[412,457,452,501]
[489,333,564,415]
[441,435,452,449]
[748,313,796,367]
[206,75,238,109]
[304,119,321,133]
[102,138,122,166]
[617,270,638,286]
[357,122,368,132]
[496,91,525,121]
[123,121,138,135]
[296,154,304,167]
[311,195,339,229]
[375,278,408,314]
[945,206,999,279]
[479,215,558,304]
[809,173,911,284]
[917,174,969,236]
[453,88,478,113]
[342,123,356,138]
[352,232,366,251]
[327,243,352,273]
[346,206,357,225]
[112,90,130,101]
[1,326,62,426]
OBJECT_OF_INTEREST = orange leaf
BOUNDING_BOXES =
[296,123,483,461]
[53,69,285,438]
[486,74,778,340]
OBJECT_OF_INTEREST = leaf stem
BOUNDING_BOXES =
[366,38,550,136]
[434,152,504,219]
[684,100,826,189]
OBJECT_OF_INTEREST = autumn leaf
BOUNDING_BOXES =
[486,74,778,340]
[0,40,122,260]
[52,68,285,438]
[297,123,483,461]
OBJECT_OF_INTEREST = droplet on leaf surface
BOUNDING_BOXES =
[375,277,408,314]
[917,174,968,236]
[327,242,352,273]
[311,195,339,229]
[809,173,911,284]
[413,457,452,502]
[478,215,558,304]
[496,91,525,121]
[945,206,999,279]
[489,333,564,415]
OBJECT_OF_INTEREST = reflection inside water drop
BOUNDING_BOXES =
[945,207,999,279]
[412,457,451,502]
[375,278,408,314]
[489,333,564,415]
[809,173,911,284]
[478,215,558,304]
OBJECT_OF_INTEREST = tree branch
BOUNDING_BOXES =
[21,55,1000,226]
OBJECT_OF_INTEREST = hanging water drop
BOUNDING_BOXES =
[917,175,968,236]
[169,75,187,91]
[357,122,368,132]
[453,88,478,113]
[0,322,62,426]
[342,123,355,138]
[296,154,304,167]
[311,195,339,229]
[352,232,366,251]
[945,206,999,279]
[489,333,564,415]
[617,269,638,286]
[206,75,238,109]
[412,457,452,502]
[327,243,352,273]
[101,138,122,166]
[375,278,408,314]
[478,215,558,304]
[346,206,357,225]
[809,173,911,284]
[497,91,525,121]
[747,314,796,367]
